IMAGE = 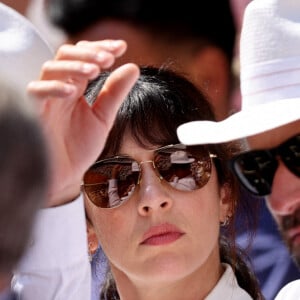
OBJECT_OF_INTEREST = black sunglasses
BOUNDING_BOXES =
[83,144,216,208]
[230,134,300,196]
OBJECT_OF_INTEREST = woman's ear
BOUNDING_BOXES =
[86,219,99,256]
[219,183,234,225]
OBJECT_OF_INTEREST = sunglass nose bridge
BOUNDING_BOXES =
[139,160,155,167]
[138,160,163,183]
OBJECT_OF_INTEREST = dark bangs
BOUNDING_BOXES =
[85,66,216,157]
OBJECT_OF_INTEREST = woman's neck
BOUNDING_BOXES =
[111,252,225,300]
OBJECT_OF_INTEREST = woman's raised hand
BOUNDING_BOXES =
[27,40,139,207]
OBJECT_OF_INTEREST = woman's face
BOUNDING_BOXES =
[85,136,231,284]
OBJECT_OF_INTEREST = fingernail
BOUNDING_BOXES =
[109,40,125,49]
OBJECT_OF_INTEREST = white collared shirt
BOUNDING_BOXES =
[205,263,252,300]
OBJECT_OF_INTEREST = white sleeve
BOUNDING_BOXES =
[12,195,91,300]
[171,176,197,191]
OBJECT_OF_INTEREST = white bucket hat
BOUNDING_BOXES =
[131,161,140,172]
[177,0,300,145]
[0,3,53,97]
[170,151,195,164]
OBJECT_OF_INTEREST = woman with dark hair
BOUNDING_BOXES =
[21,41,263,299]
[83,67,262,299]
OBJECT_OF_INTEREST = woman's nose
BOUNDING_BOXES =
[136,163,173,215]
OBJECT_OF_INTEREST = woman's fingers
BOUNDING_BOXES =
[27,80,77,100]
[40,60,100,81]
[92,63,140,128]
[54,40,127,68]
[75,40,127,57]
[54,46,116,69]
[32,40,128,97]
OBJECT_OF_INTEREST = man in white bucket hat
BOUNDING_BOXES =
[177,0,300,145]
[177,0,300,298]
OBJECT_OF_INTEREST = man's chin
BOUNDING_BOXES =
[288,242,300,268]
[291,253,300,269]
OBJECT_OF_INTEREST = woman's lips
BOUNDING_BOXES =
[141,223,184,246]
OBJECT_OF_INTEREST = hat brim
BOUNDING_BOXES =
[177,98,300,145]
[172,158,195,164]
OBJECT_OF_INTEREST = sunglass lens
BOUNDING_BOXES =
[83,158,140,208]
[83,182,108,207]
[280,134,300,177]
[232,151,278,196]
[155,146,212,191]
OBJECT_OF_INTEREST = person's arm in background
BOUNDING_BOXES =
[12,40,139,300]
[12,195,90,299]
